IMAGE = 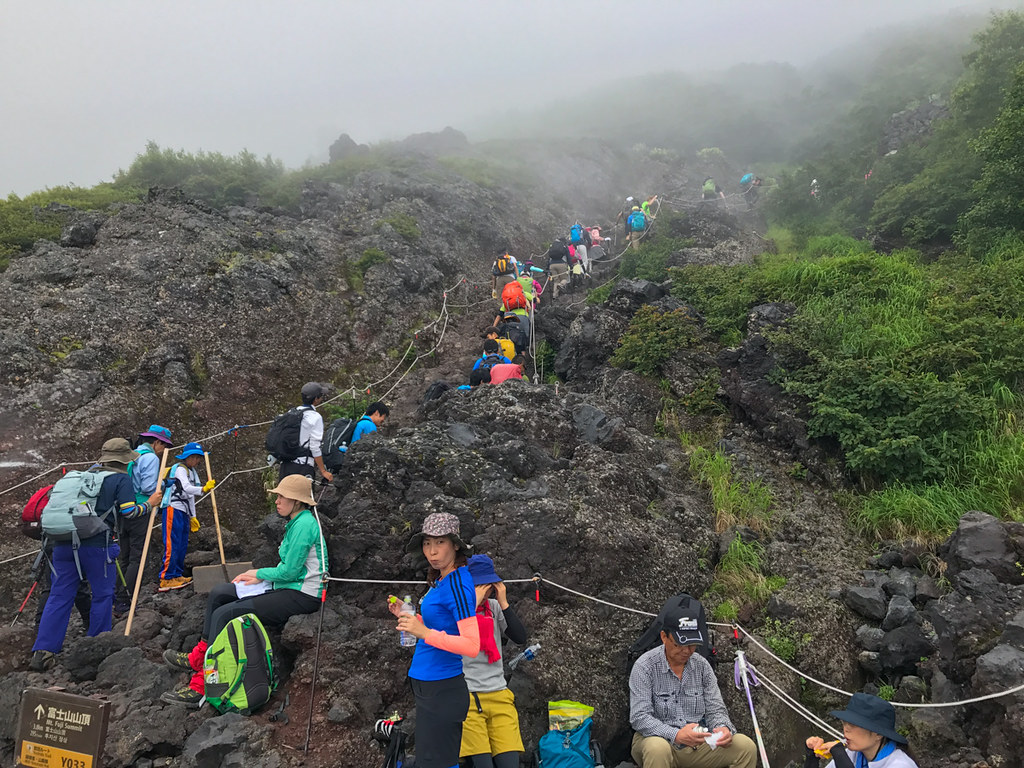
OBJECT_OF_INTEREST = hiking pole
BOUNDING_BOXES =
[115,559,127,589]
[126,447,169,636]
[203,451,229,583]
[11,581,37,626]
[302,480,332,753]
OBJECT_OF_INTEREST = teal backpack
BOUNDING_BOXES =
[40,469,116,543]
[535,717,601,767]
[630,211,646,232]
[203,613,277,714]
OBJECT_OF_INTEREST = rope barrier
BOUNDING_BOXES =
[748,661,846,741]
[0,462,95,498]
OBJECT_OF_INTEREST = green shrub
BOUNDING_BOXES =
[710,536,784,605]
[689,447,774,531]
[381,212,421,242]
[0,184,142,264]
[761,618,811,663]
[712,600,739,623]
[586,282,614,305]
[611,306,699,377]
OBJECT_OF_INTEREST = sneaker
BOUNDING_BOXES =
[158,577,191,592]
[160,687,203,708]
[29,650,56,672]
[113,597,131,616]
[162,649,194,671]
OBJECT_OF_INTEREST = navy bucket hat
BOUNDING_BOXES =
[830,693,907,745]
[467,554,501,585]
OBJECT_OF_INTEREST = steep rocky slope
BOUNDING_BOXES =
[0,140,1020,768]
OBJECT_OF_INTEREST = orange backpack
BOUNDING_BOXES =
[501,281,528,311]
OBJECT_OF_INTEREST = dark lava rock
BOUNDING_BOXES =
[882,595,917,631]
[180,713,262,768]
[62,632,131,681]
[941,511,1022,585]
[972,644,1024,695]
[572,403,624,447]
[914,576,943,605]
[60,217,102,247]
[1002,610,1024,650]
[606,279,666,316]
[856,624,885,652]
[844,585,888,621]
[883,568,918,600]
[879,624,935,676]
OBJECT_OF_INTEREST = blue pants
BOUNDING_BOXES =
[33,542,120,653]
[160,506,190,580]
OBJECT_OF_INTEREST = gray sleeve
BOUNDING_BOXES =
[492,600,507,633]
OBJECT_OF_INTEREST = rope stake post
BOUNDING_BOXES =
[125,446,170,636]
[203,452,229,582]
[735,651,771,768]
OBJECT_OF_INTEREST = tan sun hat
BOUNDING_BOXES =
[268,475,316,506]
[98,437,140,466]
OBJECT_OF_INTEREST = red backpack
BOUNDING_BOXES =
[22,484,54,540]
[501,281,528,311]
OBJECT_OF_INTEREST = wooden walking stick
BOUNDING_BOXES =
[125,445,169,636]
[203,451,229,583]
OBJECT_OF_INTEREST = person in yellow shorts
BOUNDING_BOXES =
[461,555,529,768]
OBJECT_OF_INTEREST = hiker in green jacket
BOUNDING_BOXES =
[160,474,328,707]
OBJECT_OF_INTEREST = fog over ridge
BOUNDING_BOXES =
[0,0,1014,194]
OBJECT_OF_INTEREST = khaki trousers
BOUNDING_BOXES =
[631,732,757,768]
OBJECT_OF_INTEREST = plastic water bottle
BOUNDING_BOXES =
[399,596,417,647]
[508,642,541,671]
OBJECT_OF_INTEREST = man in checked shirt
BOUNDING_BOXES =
[629,605,756,768]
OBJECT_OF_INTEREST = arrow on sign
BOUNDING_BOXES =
[34,705,45,719]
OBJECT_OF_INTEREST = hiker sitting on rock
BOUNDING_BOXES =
[388,512,480,768]
[118,424,173,613]
[460,554,528,768]
[160,474,327,707]
[348,401,390,447]
[30,438,150,672]
[158,441,214,593]
[804,693,919,768]
[630,603,756,768]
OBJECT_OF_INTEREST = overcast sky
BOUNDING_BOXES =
[0,0,1010,195]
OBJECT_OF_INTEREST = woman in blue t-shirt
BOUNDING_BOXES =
[389,512,480,768]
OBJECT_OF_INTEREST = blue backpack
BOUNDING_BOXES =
[569,224,584,245]
[535,718,600,768]
[629,211,646,232]
[740,173,754,185]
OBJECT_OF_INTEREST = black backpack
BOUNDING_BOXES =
[477,353,504,374]
[499,320,529,354]
[423,380,452,404]
[265,406,313,463]
[321,416,358,471]
[628,593,715,669]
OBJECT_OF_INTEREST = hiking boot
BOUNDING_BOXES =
[162,649,194,671]
[113,596,131,616]
[29,650,56,672]
[160,686,203,708]
[158,577,191,592]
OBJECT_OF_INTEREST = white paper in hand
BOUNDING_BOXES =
[705,731,723,750]
[235,580,271,599]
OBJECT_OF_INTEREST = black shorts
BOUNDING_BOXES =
[410,675,469,768]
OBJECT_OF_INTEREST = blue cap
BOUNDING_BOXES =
[139,424,172,445]
[175,442,205,460]
[467,554,501,585]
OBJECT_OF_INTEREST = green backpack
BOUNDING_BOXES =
[203,613,277,714]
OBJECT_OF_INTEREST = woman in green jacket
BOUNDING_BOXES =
[160,474,328,707]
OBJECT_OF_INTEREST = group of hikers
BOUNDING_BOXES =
[10,208,925,768]
[21,384,389,677]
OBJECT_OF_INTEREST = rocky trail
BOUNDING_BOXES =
[0,140,1022,768]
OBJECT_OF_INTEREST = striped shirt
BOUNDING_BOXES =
[629,645,736,742]
[408,566,475,681]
